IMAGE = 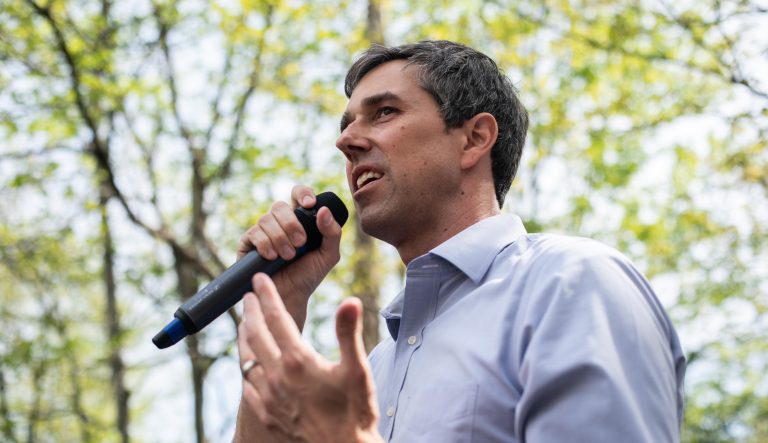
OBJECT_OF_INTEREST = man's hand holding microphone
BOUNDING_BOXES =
[234,186,382,443]
[153,186,382,443]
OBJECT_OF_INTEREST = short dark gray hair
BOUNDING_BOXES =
[344,40,529,208]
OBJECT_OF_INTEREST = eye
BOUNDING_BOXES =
[374,106,397,120]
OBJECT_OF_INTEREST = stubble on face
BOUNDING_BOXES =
[338,61,466,257]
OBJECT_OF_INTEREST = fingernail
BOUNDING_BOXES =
[292,233,305,246]
[322,212,333,226]
[302,196,313,207]
[281,246,294,258]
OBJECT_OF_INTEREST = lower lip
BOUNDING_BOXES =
[353,178,382,199]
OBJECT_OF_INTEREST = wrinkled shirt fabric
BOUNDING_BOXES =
[369,213,686,442]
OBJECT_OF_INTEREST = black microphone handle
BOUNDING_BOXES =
[175,250,295,334]
[152,191,348,349]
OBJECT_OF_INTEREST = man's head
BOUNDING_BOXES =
[344,40,529,208]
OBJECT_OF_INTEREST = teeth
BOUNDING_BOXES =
[356,170,382,189]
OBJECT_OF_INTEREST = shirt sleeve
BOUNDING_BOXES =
[513,241,686,443]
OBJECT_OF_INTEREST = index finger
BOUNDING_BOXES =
[242,290,282,370]
[252,273,304,352]
[237,320,258,365]
[290,185,316,209]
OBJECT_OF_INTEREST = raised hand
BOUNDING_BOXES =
[235,273,383,443]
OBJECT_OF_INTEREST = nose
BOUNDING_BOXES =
[335,121,371,161]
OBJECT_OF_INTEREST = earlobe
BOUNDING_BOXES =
[460,113,498,170]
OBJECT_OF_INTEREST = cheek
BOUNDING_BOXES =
[344,162,355,188]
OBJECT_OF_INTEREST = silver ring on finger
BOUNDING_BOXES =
[241,359,260,378]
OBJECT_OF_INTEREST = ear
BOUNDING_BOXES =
[460,112,498,170]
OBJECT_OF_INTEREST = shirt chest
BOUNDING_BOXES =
[372,264,525,442]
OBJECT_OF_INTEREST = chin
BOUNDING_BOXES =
[357,209,398,243]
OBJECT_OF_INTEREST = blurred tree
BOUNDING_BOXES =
[353,0,385,353]
[391,0,766,440]
[1,0,765,442]
[473,1,767,441]
[0,0,369,441]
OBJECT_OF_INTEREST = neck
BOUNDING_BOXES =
[395,193,500,265]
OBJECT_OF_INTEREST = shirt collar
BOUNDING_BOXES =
[430,213,527,284]
[380,213,527,329]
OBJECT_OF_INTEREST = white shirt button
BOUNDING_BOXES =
[407,335,417,345]
[386,406,395,417]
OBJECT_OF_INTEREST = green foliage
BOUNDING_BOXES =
[393,0,768,440]
[0,220,120,442]
[1,0,765,441]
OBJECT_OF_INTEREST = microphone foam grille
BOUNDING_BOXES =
[315,192,349,227]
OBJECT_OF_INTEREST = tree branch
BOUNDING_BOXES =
[658,0,768,100]
[26,0,216,280]
[154,5,198,154]
[0,368,17,442]
[153,4,227,274]
[120,111,168,230]
[203,44,234,149]
[25,0,101,144]
[0,145,83,160]
[509,2,768,101]
[206,4,275,185]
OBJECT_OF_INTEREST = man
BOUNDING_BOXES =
[233,40,686,442]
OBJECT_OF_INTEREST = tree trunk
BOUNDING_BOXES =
[366,0,385,45]
[100,183,130,443]
[353,216,382,353]
[173,249,210,443]
[352,0,386,353]
[0,369,17,442]
[25,364,43,443]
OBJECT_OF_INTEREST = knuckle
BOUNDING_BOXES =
[347,365,367,386]
[259,387,275,408]
[282,351,306,376]
[257,215,271,228]
[263,419,281,431]
[253,235,269,251]
[285,214,302,229]
[271,201,290,212]
[263,309,282,327]
[272,234,291,250]
[238,233,253,250]
[250,233,272,254]
[292,184,311,195]
[245,336,261,355]
[256,409,277,429]
[266,372,284,395]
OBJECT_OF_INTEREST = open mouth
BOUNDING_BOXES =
[355,170,383,191]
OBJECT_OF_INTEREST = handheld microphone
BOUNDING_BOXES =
[152,192,349,349]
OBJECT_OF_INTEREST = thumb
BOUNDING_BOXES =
[316,206,342,257]
[336,297,367,373]
[336,297,380,429]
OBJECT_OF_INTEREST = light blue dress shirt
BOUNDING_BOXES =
[369,213,686,442]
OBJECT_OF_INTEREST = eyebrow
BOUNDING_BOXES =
[340,91,402,132]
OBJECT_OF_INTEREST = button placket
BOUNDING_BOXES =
[383,256,440,440]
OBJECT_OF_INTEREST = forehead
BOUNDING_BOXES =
[347,60,421,105]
